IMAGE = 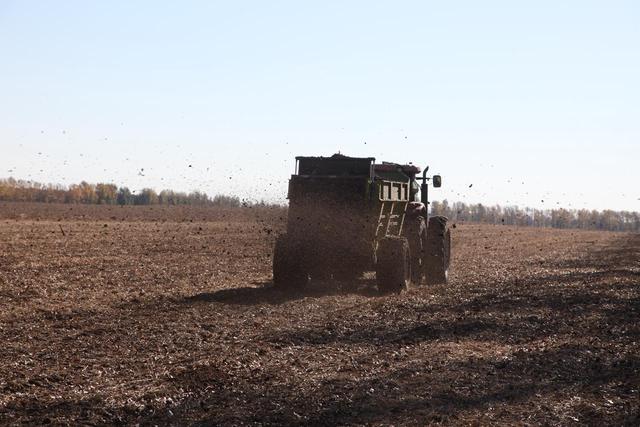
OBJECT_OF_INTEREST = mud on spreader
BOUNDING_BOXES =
[273,154,450,293]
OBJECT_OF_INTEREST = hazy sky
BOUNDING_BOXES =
[1,1,638,211]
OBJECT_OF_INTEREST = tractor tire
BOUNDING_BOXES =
[376,236,411,294]
[424,216,451,285]
[309,257,331,281]
[273,234,308,290]
[404,216,427,286]
[311,269,332,281]
[332,267,359,281]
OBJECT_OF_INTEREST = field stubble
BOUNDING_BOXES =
[0,202,638,425]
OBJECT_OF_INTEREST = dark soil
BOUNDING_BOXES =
[0,203,638,425]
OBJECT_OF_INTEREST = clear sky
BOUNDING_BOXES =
[1,1,638,211]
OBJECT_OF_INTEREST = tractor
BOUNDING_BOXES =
[273,154,451,293]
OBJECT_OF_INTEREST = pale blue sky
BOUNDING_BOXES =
[1,1,638,210]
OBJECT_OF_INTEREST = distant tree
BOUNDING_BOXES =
[159,190,177,205]
[212,194,241,208]
[576,209,591,229]
[66,184,83,204]
[601,210,620,231]
[134,188,159,205]
[0,178,15,201]
[96,183,118,204]
[77,181,97,204]
[117,187,134,205]
[551,208,571,228]
[188,191,209,205]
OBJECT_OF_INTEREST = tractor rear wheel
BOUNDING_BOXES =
[376,237,411,294]
[333,268,362,282]
[424,216,451,285]
[273,234,309,289]
[404,216,427,285]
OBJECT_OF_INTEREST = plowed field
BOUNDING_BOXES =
[0,203,638,425]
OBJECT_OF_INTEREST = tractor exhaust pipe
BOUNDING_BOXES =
[420,166,429,206]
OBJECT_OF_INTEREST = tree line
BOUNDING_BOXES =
[1,178,638,232]
[0,178,243,207]
[431,200,640,232]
